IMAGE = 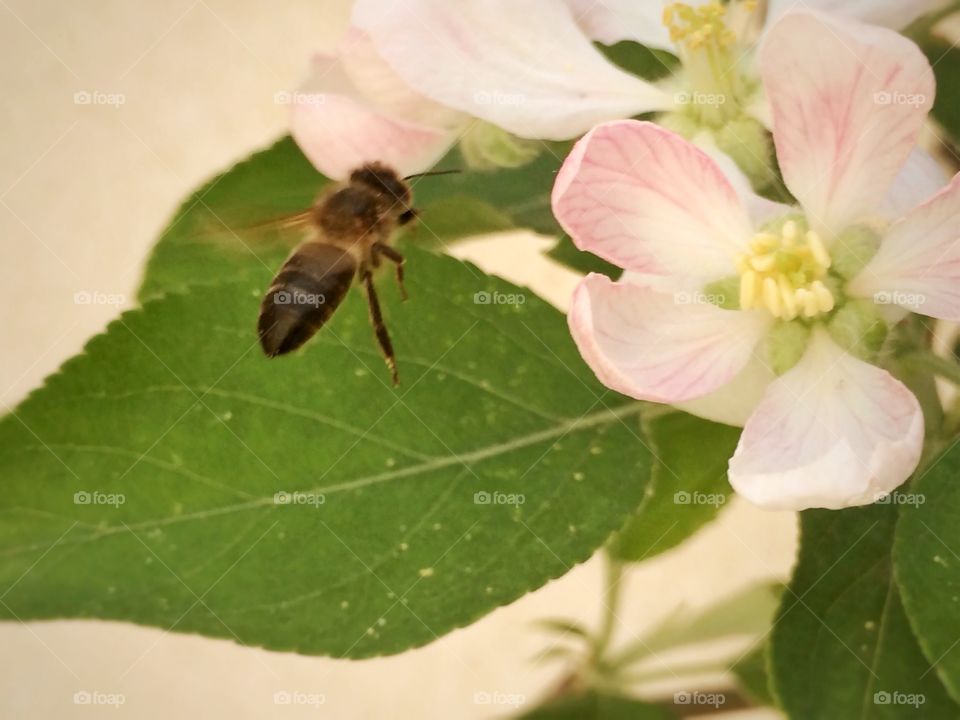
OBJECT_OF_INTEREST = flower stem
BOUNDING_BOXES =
[593,550,625,662]
[901,350,960,387]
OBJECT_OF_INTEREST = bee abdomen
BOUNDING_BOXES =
[258,243,357,357]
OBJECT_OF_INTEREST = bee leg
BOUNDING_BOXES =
[362,270,399,386]
[375,243,407,302]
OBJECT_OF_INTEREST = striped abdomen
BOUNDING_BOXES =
[257,242,357,357]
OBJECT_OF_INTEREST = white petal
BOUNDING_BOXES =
[673,353,776,427]
[849,172,960,320]
[565,0,673,49]
[760,10,934,235]
[767,0,947,31]
[552,120,753,281]
[352,0,669,140]
[569,274,772,403]
[878,146,949,220]
[729,330,923,510]
[290,50,460,180]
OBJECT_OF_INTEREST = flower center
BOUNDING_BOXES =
[737,219,835,320]
[662,1,757,126]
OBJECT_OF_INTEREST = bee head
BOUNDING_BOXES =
[350,163,412,216]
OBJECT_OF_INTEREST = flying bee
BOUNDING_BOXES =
[257,162,452,386]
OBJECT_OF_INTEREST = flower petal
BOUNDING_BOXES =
[729,329,923,510]
[552,120,753,280]
[767,0,946,31]
[352,0,669,140]
[878,146,948,220]
[565,0,673,49]
[760,10,934,235]
[848,172,960,320]
[673,353,776,427]
[291,50,460,180]
[569,274,772,403]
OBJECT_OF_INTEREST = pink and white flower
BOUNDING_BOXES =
[289,28,468,179]
[349,0,944,140]
[553,10,955,511]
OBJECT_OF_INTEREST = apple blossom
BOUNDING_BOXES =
[552,10,957,511]
[348,0,945,186]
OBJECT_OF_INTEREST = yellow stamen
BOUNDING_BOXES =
[736,218,835,320]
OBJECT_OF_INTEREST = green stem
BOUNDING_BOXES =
[593,551,625,662]
[901,350,960,387]
[620,659,730,685]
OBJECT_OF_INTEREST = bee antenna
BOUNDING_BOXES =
[402,168,462,181]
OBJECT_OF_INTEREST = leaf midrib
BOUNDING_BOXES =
[1,402,643,558]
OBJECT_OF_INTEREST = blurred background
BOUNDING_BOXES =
[0,1,800,717]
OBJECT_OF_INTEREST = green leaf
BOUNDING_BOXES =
[610,412,740,562]
[923,40,960,147]
[610,582,781,669]
[597,42,679,82]
[771,504,958,719]
[545,235,622,277]
[138,136,570,301]
[733,642,776,707]
[894,443,960,703]
[0,248,654,657]
[517,691,675,720]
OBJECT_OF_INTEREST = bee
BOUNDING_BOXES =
[257,162,450,386]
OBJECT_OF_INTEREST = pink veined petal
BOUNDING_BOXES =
[565,0,673,49]
[878,146,949,220]
[848,172,960,320]
[552,120,753,281]
[766,0,947,31]
[337,28,466,130]
[729,329,923,511]
[760,10,934,236]
[352,0,669,141]
[568,274,772,404]
[673,354,776,427]
[290,52,460,180]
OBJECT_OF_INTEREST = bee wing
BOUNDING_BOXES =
[258,242,358,357]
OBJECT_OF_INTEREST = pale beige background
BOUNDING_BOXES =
[0,1,796,717]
